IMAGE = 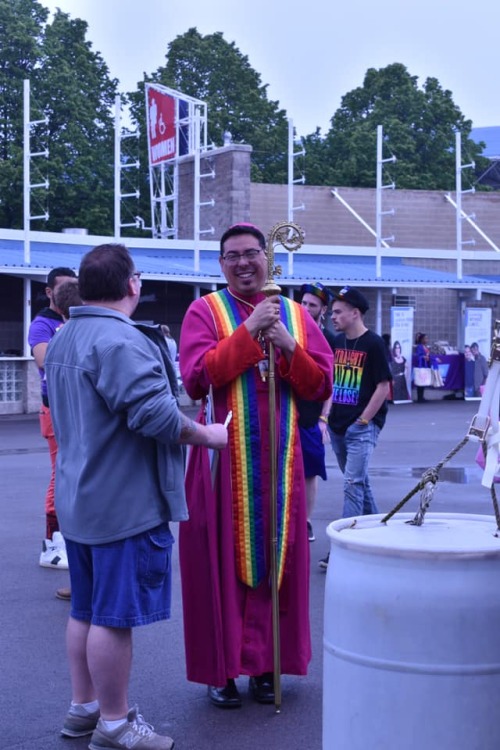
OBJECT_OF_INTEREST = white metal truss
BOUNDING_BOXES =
[375,124,396,279]
[23,78,49,356]
[286,118,306,277]
[114,96,140,239]
[145,83,208,239]
[448,131,476,281]
[23,79,49,263]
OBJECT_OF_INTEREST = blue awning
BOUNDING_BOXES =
[1,233,499,291]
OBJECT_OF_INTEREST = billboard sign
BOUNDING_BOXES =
[463,307,492,400]
[390,306,414,403]
[146,85,176,166]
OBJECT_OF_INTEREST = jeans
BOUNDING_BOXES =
[330,421,381,519]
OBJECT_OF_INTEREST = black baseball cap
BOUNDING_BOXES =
[333,286,369,314]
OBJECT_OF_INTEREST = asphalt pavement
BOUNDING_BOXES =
[0,397,492,750]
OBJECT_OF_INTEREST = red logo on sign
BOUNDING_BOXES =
[147,88,176,165]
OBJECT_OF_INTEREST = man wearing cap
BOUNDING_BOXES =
[179,223,333,707]
[319,286,391,569]
[298,282,336,542]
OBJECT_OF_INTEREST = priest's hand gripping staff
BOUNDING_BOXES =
[261,221,305,712]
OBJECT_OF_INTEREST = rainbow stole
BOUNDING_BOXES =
[203,289,307,588]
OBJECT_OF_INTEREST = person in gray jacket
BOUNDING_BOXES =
[45,243,227,750]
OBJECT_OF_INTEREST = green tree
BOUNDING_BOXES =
[0,2,117,232]
[129,28,289,186]
[36,9,117,233]
[0,0,48,227]
[307,63,488,190]
[301,128,335,187]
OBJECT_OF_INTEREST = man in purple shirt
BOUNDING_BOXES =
[28,267,78,586]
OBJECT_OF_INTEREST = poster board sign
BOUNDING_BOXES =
[463,308,492,400]
[390,307,414,403]
[145,84,176,166]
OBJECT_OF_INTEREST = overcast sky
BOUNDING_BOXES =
[43,0,498,137]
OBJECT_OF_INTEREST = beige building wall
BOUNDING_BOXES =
[248,182,500,348]
[250,183,500,252]
[165,143,500,255]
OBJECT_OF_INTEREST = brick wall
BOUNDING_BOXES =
[177,144,252,239]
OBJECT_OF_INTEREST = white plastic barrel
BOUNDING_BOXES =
[323,513,500,750]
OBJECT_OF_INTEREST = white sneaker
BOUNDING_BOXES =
[39,533,69,569]
[89,706,174,750]
[307,520,315,542]
[51,531,67,551]
[61,703,100,737]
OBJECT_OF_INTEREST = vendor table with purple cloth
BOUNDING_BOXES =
[412,353,464,391]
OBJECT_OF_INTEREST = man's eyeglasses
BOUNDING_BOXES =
[131,271,142,286]
[221,248,263,264]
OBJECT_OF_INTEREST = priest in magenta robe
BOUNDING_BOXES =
[179,223,333,708]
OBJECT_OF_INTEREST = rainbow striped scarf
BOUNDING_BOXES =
[203,288,307,588]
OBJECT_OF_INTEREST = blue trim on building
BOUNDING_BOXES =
[0,236,497,289]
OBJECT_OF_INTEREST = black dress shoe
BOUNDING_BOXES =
[249,673,275,704]
[207,679,242,708]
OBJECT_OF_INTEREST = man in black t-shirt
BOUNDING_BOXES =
[319,286,391,569]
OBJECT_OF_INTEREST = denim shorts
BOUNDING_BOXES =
[299,424,327,480]
[66,522,174,628]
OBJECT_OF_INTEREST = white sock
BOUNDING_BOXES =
[71,700,99,713]
[101,717,128,730]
